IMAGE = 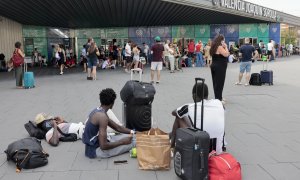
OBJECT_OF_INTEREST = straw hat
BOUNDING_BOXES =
[34,113,53,125]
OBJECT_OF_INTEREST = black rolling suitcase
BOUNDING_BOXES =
[121,68,156,131]
[174,78,210,180]
[261,59,273,85]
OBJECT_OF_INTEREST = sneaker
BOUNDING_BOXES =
[235,82,242,85]
[244,83,249,86]
[8,67,13,72]
[60,72,63,75]
[156,81,160,84]
[87,77,93,80]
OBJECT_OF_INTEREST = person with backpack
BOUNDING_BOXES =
[11,42,25,89]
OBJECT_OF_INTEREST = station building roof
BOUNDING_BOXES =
[0,0,299,28]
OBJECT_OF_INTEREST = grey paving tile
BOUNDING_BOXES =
[293,163,300,170]
[71,151,108,171]
[107,153,138,170]
[40,171,81,180]
[80,170,118,180]
[1,173,43,180]
[261,146,300,163]
[119,169,156,180]
[33,151,77,172]
[233,133,273,147]
[242,164,274,180]
[260,163,300,180]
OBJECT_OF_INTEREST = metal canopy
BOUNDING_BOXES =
[0,0,269,28]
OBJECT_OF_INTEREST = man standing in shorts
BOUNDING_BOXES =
[267,40,274,61]
[235,38,255,86]
[151,36,164,84]
[124,41,132,73]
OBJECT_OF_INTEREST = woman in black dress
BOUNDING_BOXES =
[209,34,230,103]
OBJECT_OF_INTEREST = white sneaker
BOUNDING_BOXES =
[235,82,242,85]
[60,72,63,75]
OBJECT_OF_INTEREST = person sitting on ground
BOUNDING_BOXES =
[34,113,85,147]
[82,88,135,159]
[228,51,238,63]
[169,82,225,155]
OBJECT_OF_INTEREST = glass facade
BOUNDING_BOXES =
[22,23,299,61]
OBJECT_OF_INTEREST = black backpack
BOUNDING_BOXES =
[24,121,47,139]
[249,73,262,86]
[5,138,49,172]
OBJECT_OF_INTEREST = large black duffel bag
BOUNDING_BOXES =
[120,80,156,105]
[5,137,49,172]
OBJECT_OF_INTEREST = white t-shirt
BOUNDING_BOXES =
[125,43,131,57]
[176,99,225,154]
[81,48,87,57]
[267,43,273,51]
[164,44,170,56]
[228,54,234,63]
[144,45,149,54]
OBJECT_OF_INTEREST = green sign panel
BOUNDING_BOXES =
[76,29,104,38]
[239,24,257,38]
[23,26,47,37]
[195,25,210,38]
[106,28,128,38]
[34,38,48,57]
[257,24,269,38]
[172,25,195,38]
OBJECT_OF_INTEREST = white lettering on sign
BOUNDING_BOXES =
[216,0,277,20]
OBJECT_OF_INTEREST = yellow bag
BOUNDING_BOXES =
[136,128,171,170]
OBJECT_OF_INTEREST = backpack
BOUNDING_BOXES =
[24,121,47,139]
[5,138,49,172]
[209,152,242,180]
[11,50,24,67]
[249,73,262,86]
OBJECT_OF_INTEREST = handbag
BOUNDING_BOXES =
[12,50,24,67]
[24,121,47,139]
[136,128,171,170]
[209,151,242,180]
[5,138,49,172]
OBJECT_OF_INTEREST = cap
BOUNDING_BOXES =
[154,36,161,42]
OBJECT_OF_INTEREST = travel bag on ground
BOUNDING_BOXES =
[121,68,155,131]
[123,103,152,131]
[4,137,49,172]
[209,151,242,180]
[23,61,35,88]
[24,121,47,139]
[249,73,262,86]
[174,78,210,180]
[136,128,171,170]
[260,60,273,85]
[120,68,155,105]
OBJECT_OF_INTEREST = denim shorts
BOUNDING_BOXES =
[240,61,251,73]
[88,58,98,68]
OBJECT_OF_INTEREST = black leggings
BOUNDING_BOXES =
[210,61,227,101]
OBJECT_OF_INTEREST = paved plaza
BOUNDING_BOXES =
[0,56,300,180]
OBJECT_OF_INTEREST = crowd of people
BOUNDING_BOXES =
[2,35,299,90]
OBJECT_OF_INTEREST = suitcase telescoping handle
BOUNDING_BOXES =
[194,78,205,131]
[131,68,142,82]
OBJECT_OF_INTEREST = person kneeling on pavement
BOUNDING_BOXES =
[34,113,85,146]
[170,82,226,155]
[82,88,135,159]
